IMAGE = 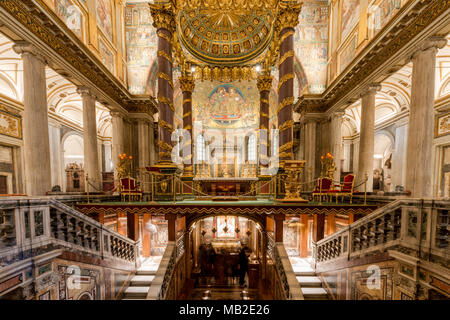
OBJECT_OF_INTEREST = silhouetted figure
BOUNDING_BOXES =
[207,244,216,274]
[238,246,249,287]
[199,245,208,276]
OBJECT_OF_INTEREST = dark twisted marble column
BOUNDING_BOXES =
[277,2,301,164]
[179,75,195,177]
[150,2,176,164]
[257,75,272,175]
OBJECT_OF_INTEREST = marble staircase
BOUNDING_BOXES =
[122,257,161,300]
[290,257,329,300]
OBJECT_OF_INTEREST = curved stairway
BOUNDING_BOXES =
[122,258,160,300]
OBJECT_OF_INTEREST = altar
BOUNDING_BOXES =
[194,177,258,197]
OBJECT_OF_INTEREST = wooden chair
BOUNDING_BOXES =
[120,177,142,202]
[328,174,355,203]
[312,177,333,202]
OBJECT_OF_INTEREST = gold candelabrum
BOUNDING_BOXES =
[195,161,211,178]
[116,153,133,192]
[279,160,308,203]
[320,153,336,179]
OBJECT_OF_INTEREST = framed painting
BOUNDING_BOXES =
[53,0,83,39]
[96,0,113,40]
[341,0,360,43]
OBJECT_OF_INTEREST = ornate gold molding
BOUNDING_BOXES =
[278,50,294,67]
[157,72,174,89]
[158,140,173,151]
[158,96,175,112]
[183,111,192,118]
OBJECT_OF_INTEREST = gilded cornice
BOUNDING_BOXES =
[0,0,157,117]
[275,1,303,31]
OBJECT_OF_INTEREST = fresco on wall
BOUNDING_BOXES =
[98,39,114,74]
[96,0,113,40]
[341,0,360,43]
[372,0,402,34]
[294,0,329,94]
[192,81,259,130]
[54,0,83,38]
[339,34,357,73]
[125,3,158,95]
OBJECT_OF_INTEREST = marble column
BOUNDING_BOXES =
[329,112,345,182]
[150,2,176,164]
[78,87,101,192]
[179,75,195,177]
[136,118,150,190]
[48,121,63,189]
[13,42,51,196]
[303,118,317,187]
[357,84,381,192]
[257,75,272,175]
[299,214,309,258]
[111,111,124,179]
[406,37,447,198]
[148,121,156,165]
[274,214,285,243]
[277,2,302,163]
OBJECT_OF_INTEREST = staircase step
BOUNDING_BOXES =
[124,286,149,299]
[301,287,328,300]
[130,275,155,286]
[296,276,322,287]
[294,271,316,276]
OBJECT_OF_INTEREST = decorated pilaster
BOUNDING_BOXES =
[357,84,381,192]
[150,1,176,165]
[77,87,102,192]
[406,37,447,198]
[13,42,51,196]
[276,1,302,164]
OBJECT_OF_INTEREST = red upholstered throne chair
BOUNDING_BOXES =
[328,174,355,204]
[120,177,142,202]
[312,177,333,202]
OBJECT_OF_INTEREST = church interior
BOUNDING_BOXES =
[0,0,449,301]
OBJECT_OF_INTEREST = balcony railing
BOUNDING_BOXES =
[314,199,449,267]
[0,198,138,268]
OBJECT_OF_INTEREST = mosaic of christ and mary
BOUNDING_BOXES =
[194,84,258,128]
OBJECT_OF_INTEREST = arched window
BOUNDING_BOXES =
[196,134,206,162]
[248,135,256,162]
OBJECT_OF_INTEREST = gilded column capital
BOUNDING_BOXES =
[257,75,273,92]
[328,111,345,121]
[276,1,303,31]
[149,1,176,33]
[12,41,47,65]
[360,83,381,98]
[179,75,195,92]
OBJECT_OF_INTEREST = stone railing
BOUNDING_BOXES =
[0,198,138,268]
[314,199,450,267]
[148,234,186,300]
[266,233,303,300]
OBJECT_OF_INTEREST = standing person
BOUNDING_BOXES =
[207,244,216,274]
[238,246,249,287]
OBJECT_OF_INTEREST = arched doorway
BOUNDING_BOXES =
[183,214,269,300]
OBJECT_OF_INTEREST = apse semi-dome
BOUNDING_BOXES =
[177,9,274,65]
